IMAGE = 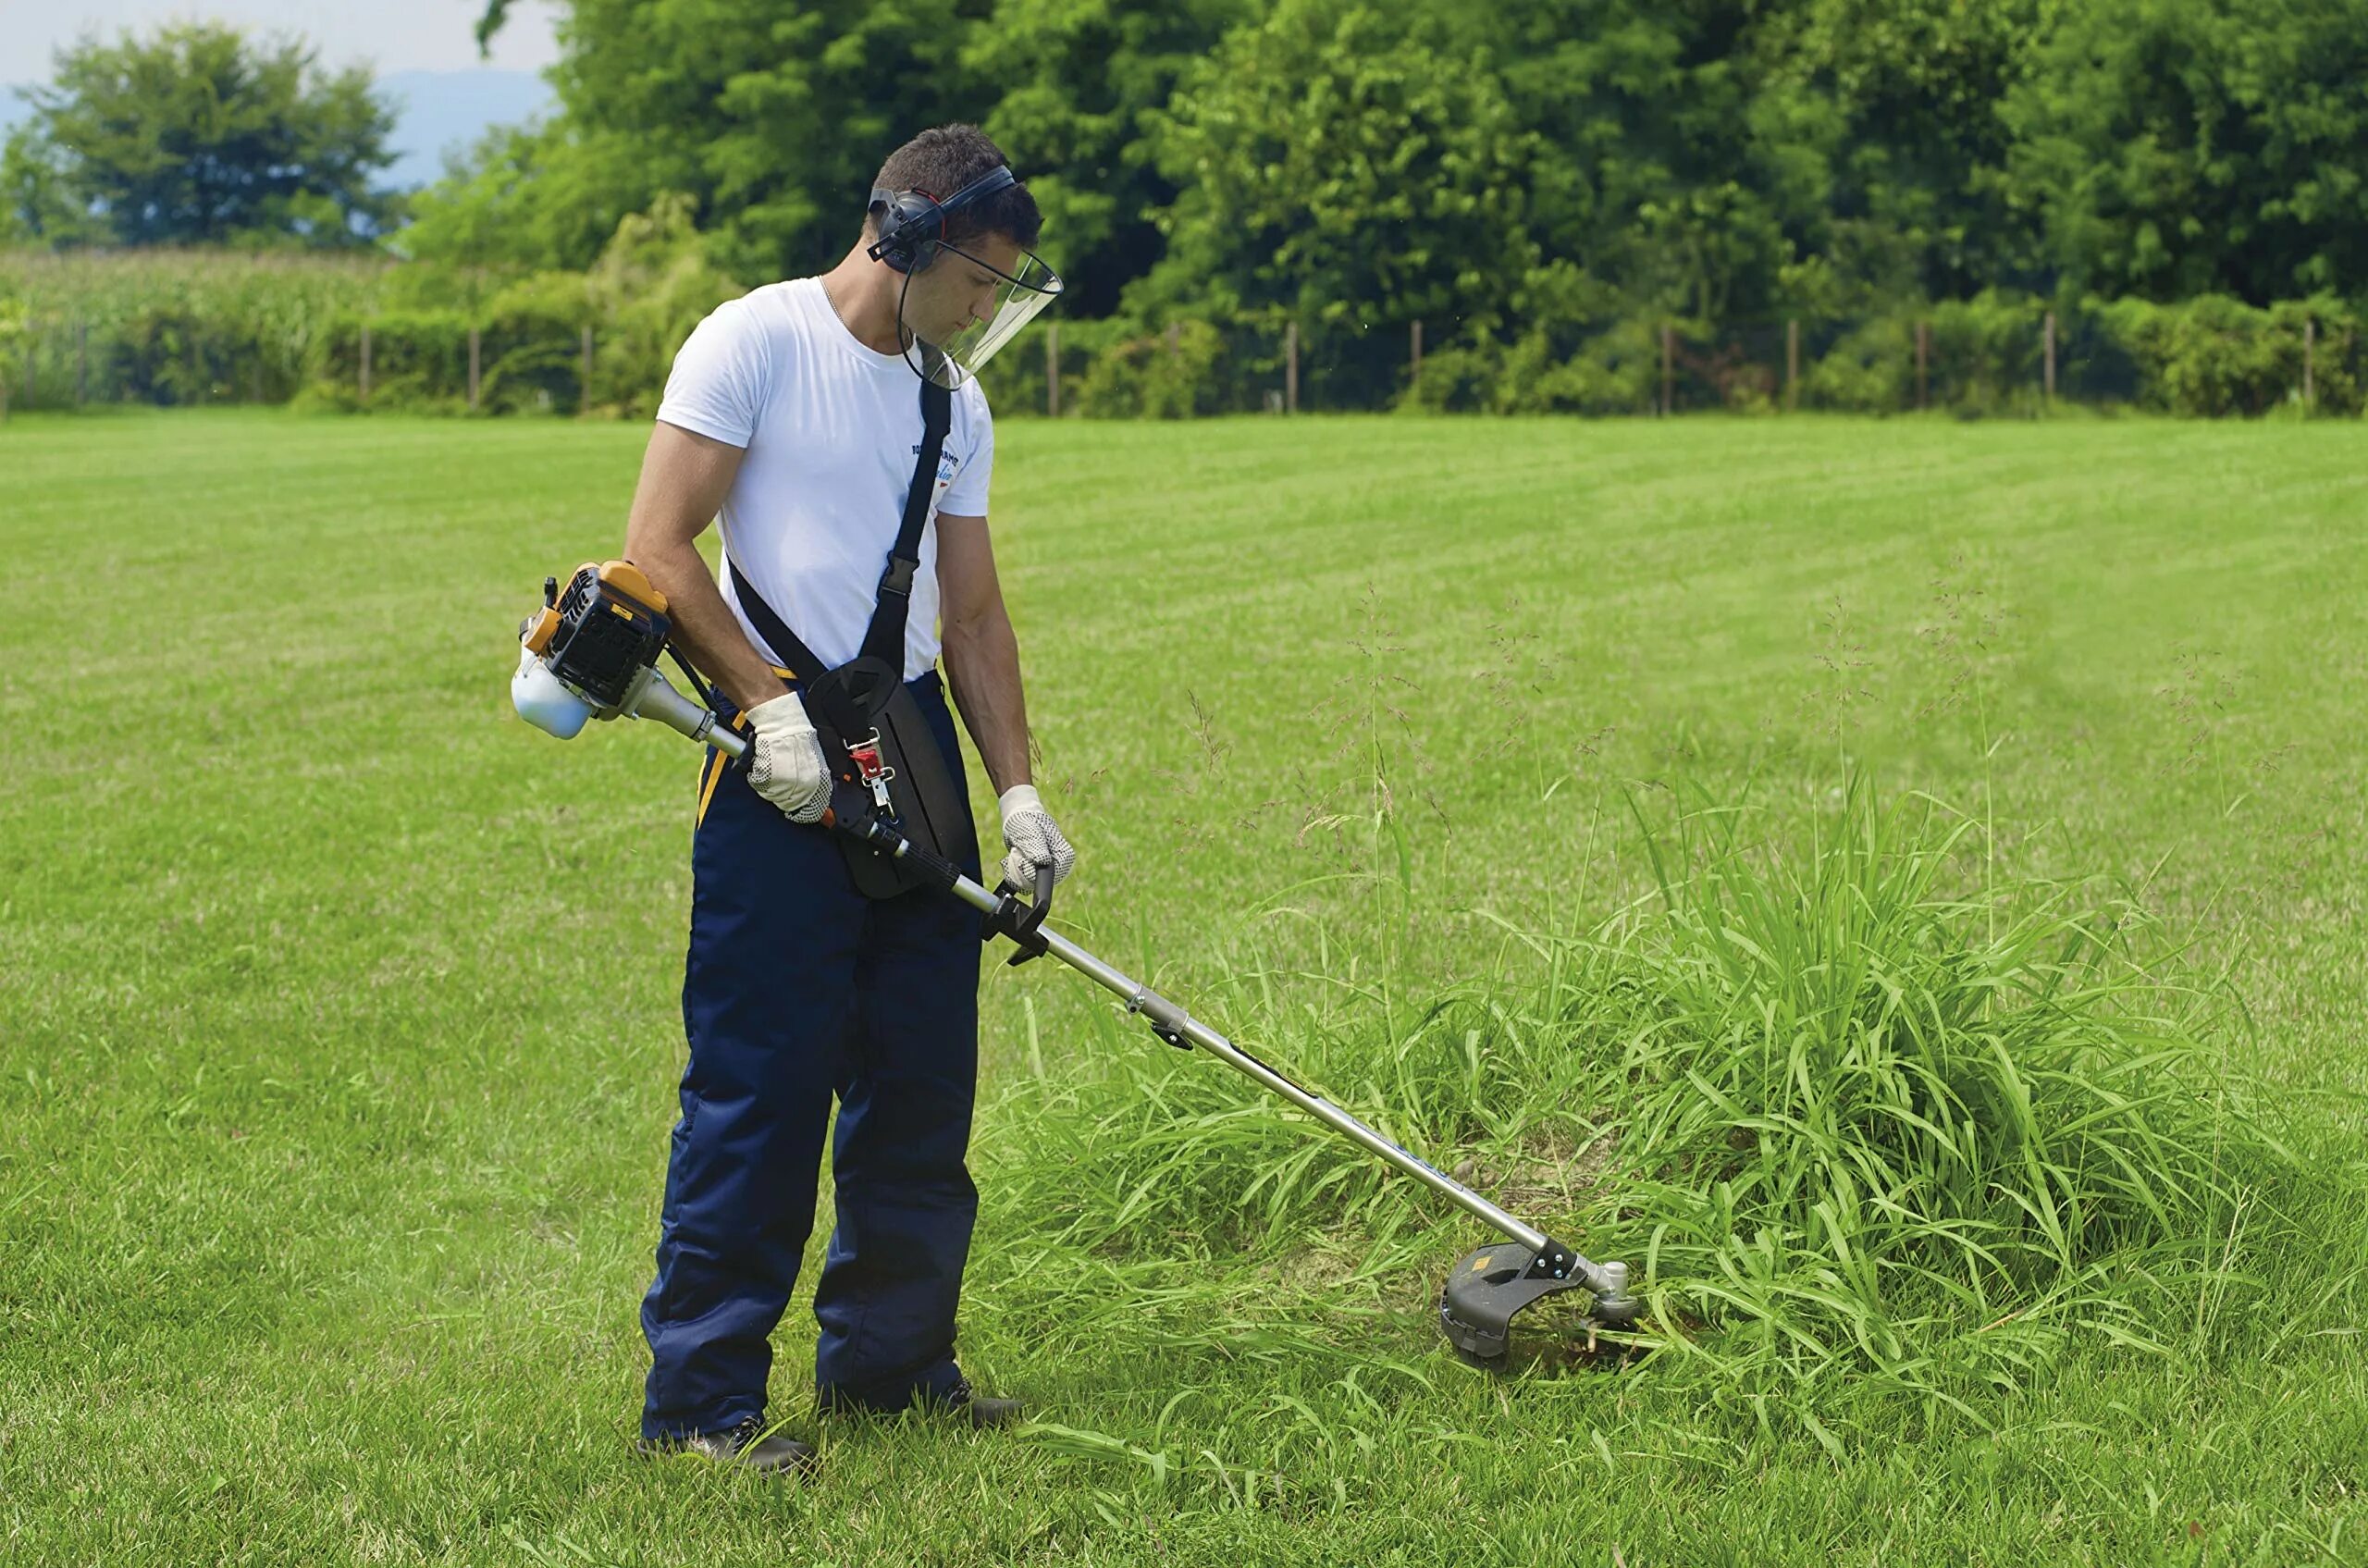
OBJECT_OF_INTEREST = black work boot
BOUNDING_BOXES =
[817,1377,1024,1428]
[940,1376,1024,1430]
[637,1415,818,1476]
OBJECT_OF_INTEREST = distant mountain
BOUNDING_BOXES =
[0,69,550,196]
[378,69,555,191]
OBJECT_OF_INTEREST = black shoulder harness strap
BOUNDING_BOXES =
[727,374,954,686]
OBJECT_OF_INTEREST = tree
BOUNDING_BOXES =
[1746,0,2044,305]
[396,121,604,273]
[460,0,1238,304]
[447,0,996,280]
[1482,0,1786,320]
[2003,0,2368,302]
[964,0,1249,317]
[0,114,109,246]
[464,0,2368,338]
[3,23,395,248]
[1145,0,1540,333]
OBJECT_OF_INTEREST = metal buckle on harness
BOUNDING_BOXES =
[845,728,897,813]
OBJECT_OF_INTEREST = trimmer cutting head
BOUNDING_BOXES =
[1439,1241,1640,1364]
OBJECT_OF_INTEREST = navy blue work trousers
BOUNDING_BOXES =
[640,669,985,1442]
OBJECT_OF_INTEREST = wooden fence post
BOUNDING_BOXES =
[1411,319,1423,400]
[2303,317,2315,409]
[468,325,482,413]
[1045,322,1058,416]
[2042,310,2056,404]
[1659,323,1673,416]
[1916,319,1930,411]
[580,325,594,414]
[359,323,372,405]
[1285,321,1299,414]
[1786,317,1799,411]
[76,320,88,406]
[1166,321,1180,359]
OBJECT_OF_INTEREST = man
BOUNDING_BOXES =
[622,125,1075,1477]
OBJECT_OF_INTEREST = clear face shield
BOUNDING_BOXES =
[895,240,1063,389]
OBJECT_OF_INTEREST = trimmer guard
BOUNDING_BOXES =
[1439,1241,1635,1362]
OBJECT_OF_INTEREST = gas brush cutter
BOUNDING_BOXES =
[511,561,1642,1364]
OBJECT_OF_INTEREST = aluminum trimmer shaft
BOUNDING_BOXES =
[962,876,1568,1253]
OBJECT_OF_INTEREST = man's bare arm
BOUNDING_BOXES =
[622,420,785,713]
[935,513,1032,796]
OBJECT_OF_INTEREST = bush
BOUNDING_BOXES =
[962,313,1118,416]
[304,307,473,414]
[299,193,740,416]
[1407,320,1664,415]
[1523,320,1666,415]
[580,193,742,419]
[1072,319,1230,418]
[1922,290,2045,416]
[1401,340,1502,413]
[1802,316,1914,413]
[2099,294,2360,417]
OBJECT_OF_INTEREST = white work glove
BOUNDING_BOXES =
[997,784,1076,893]
[745,692,832,824]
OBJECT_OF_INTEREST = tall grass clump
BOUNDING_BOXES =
[986,766,2293,1460]
[1586,778,2290,1441]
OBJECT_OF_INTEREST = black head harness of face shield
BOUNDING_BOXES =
[867,164,1016,275]
[866,163,1062,387]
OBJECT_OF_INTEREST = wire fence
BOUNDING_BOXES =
[3,288,2357,421]
[979,306,2359,420]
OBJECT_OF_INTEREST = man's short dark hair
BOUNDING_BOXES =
[867,124,1042,252]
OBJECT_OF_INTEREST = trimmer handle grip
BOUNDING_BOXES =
[980,861,1054,966]
[817,790,964,895]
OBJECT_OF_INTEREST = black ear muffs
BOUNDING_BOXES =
[867,164,1018,275]
[867,188,943,274]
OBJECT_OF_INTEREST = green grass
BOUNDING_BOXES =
[3,407,2365,1564]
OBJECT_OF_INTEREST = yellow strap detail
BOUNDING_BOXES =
[694,711,752,829]
[695,750,726,828]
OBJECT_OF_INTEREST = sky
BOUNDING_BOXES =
[2,1,562,75]
[1,1,564,187]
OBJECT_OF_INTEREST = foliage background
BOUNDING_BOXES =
[5,0,2367,415]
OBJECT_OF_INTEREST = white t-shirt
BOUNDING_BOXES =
[655,277,994,683]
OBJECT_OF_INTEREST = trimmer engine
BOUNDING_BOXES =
[512,559,732,751]
[521,561,672,711]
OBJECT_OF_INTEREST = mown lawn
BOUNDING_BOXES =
[3,407,2363,1565]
